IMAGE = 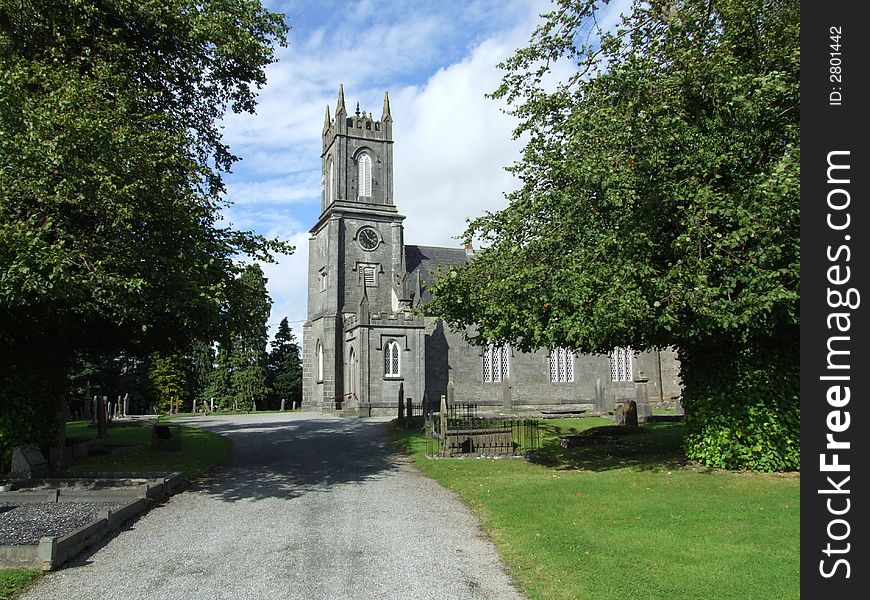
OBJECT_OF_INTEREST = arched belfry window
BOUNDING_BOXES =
[327,159,335,203]
[316,340,324,382]
[358,153,372,198]
[384,339,400,378]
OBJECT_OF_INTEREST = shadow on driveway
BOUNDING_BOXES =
[182,415,402,503]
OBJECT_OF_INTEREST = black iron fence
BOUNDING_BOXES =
[423,409,540,458]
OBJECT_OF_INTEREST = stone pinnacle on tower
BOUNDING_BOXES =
[323,104,331,133]
[336,84,346,115]
[381,91,392,122]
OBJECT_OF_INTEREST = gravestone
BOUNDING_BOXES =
[634,376,653,423]
[405,397,414,429]
[501,376,512,409]
[623,400,639,428]
[447,380,455,405]
[97,395,108,437]
[10,445,50,480]
[594,378,605,411]
[636,401,653,423]
[280,398,285,412]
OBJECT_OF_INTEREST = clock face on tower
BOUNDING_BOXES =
[357,226,379,251]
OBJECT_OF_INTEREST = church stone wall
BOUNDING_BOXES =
[423,318,681,413]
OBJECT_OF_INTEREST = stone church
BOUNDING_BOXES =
[302,87,681,416]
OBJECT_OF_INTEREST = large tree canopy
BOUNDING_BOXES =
[427,0,799,471]
[0,0,291,465]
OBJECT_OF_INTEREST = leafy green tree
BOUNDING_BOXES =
[188,341,216,412]
[203,342,233,411]
[268,317,303,410]
[0,0,291,463]
[149,353,188,415]
[228,264,272,411]
[427,0,799,471]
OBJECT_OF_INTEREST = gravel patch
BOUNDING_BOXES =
[0,502,124,546]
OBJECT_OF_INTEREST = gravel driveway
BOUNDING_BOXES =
[22,413,527,600]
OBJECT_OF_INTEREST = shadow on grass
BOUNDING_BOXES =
[528,422,690,472]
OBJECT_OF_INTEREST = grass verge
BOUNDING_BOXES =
[63,420,231,479]
[0,568,42,599]
[396,418,799,600]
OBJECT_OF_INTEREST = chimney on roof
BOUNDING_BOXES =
[464,240,474,256]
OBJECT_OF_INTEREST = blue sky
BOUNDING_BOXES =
[219,0,629,341]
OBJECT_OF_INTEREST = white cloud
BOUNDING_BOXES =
[260,230,311,336]
[226,177,320,206]
[220,0,622,341]
[393,35,529,247]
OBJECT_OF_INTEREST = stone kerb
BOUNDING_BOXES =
[0,473,183,571]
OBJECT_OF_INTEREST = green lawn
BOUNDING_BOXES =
[0,568,41,599]
[397,418,799,600]
[63,420,231,478]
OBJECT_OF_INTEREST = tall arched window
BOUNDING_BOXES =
[316,340,324,382]
[327,159,335,203]
[549,347,575,382]
[483,345,509,383]
[384,339,400,378]
[357,153,372,197]
[610,347,633,382]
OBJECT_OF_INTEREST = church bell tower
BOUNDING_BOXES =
[303,86,416,414]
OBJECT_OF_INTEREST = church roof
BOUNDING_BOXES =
[404,244,470,304]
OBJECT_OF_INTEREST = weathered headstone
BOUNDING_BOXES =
[614,403,625,425]
[210,398,215,413]
[97,395,108,437]
[634,376,652,423]
[501,376,512,410]
[624,399,638,428]
[405,397,414,429]
[636,401,653,423]
[280,398,286,412]
[594,378,605,411]
[447,380,455,405]
[123,393,129,417]
[10,445,50,480]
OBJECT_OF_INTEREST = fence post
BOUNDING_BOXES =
[439,394,447,457]
[397,382,405,425]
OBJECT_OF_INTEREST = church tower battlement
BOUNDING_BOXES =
[320,85,394,212]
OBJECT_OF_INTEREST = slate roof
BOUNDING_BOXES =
[404,244,470,304]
